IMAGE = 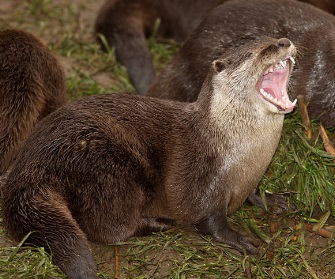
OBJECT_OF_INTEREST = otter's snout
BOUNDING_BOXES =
[277,38,291,48]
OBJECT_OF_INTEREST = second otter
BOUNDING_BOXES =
[0,29,66,175]
[95,0,334,94]
[2,37,296,278]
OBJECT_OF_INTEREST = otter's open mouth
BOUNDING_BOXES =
[258,57,296,112]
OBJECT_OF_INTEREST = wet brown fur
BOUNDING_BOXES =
[95,0,334,94]
[0,29,66,175]
[146,0,335,127]
[2,38,295,279]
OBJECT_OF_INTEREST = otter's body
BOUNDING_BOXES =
[146,0,335,127]
[304,0,335,15]
[0,29,66,175]
[2,38,295,278]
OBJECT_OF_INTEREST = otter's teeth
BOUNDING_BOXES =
[289,56,296,65]
[260,88,270,98]
[274,60,287,70]
[260,88,297,110]
[280,60,286,68]
[260,89,276,102]
[282,92,289,101]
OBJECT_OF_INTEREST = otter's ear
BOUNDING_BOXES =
[213,59,226,73]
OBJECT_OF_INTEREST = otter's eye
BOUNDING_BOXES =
[213,60,226,73]
[213,51,253,73]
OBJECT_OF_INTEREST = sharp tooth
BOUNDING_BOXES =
[260,88,271,99]
[280,60,286,68]
[289,56,296,65]
[292,99,297,106]
[281,92,289,100]
[260,89,268,97]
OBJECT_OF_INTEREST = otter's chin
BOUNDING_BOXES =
[258,56,296,114]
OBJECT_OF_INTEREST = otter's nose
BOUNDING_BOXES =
[277,38,291,48]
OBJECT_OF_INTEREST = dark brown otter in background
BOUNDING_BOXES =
[2,37,296,279]
[146,0,335,128]
[94,0,334,94]
[0,29,66,175]
[304,0,335,15]
[94,0,225,94]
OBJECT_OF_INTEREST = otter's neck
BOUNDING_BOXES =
[194,74,285,144]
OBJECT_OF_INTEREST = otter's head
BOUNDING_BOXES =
[210,37,297,115]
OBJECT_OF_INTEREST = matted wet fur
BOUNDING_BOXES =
[146,0,335,127]
[95,0,334,94]
[0,29,66,175]
[2,37,296,279]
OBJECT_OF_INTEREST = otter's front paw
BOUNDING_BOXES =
[195,213,260,254]
[247,190,292,214]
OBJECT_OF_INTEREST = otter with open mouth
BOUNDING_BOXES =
[146,0,335,128]
[2,37,296,279]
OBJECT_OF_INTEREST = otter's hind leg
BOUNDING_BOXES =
[2,188,97,279]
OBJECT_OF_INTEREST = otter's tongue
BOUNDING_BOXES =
[259,62,296,112]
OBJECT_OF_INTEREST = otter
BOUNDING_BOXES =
[304,0,335,15]
[2,37,296,278]
[94,0,225,94]
[146,0,335,128]
[0,29,67,175]
[94,0,334,94]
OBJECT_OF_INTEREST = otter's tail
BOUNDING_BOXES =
[2,187,97,279]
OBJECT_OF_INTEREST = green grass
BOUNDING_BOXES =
[0,233,65,279]
[261,112,335,217]
[1,0,335,278]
